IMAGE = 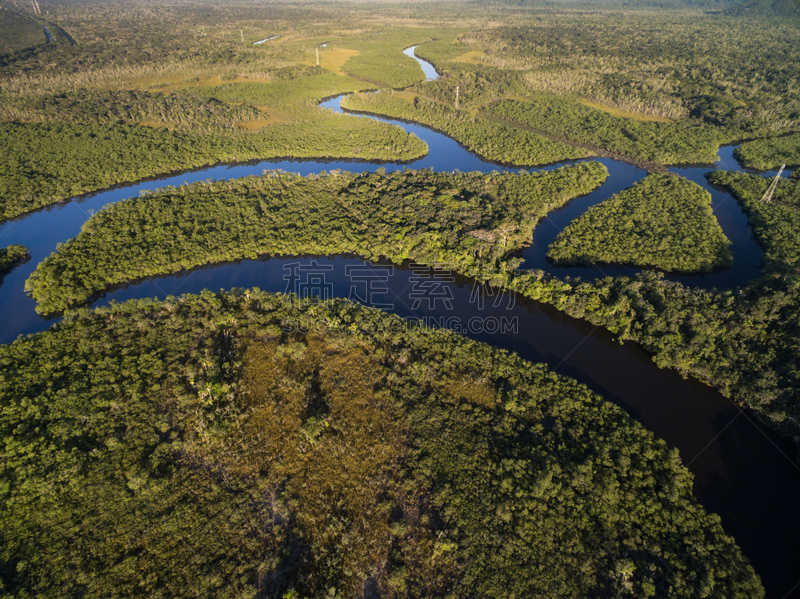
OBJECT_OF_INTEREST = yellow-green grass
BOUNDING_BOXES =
[139,74,273,95]
[390,90,417,103]
[451,49,487,63]
[579,99,672,123]
[138,120,171,129]
[301,47,362,74]
[237,108,293,129]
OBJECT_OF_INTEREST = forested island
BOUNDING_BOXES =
[2,0,800,596]
[25,164,609,313]
[546,174,732,272]
[0,244,28,277]
[25,159,800,451]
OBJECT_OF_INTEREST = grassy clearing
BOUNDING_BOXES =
[237,109,293,129]
[579,99,672,123]
[144,74,273,94]
[451,49,486,63]
[138,120,171,129]
[392,90,417,103]
[302,47,361,74]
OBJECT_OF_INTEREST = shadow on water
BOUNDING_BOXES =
[75,254,800,599]
[0,45,798,598]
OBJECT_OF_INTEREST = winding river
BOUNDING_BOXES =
[0,45,798,597]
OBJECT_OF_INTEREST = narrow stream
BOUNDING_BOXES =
[403,45,438,80]
[0,45,798,597]
[253,35,279,45]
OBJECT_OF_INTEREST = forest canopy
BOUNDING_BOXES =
[0,290,764,598]
[547,174,732,272]
[707,170,800,274]
[734,134,800,171]
[0,244,28,282]
[25,163,609,314]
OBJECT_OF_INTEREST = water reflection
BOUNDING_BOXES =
[0,45,797,599]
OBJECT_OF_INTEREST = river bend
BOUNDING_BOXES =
[0,44,797,598]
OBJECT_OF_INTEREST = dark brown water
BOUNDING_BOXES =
[0,49,797,597]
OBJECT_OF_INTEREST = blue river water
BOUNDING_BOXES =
[0,45,797,597]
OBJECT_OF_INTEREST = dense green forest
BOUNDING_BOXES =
[0,9,46,54]
[0,244,28,279]
[0,116,426,222]
[707,170,800,273]
[5,87,263,131]
[547,174,732,272]
[0,290,763,598]
[735,134,800,170]
[25,163,608,314]
[24,159,800,446]
[342,91,592,166]
[485,97,729,165]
